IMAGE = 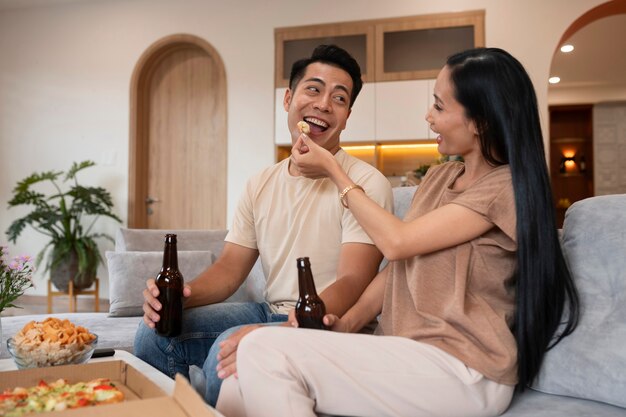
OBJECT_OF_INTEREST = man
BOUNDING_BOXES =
[134,44,393,405]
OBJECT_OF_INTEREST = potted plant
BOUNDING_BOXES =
[6,161,121,292]
[413,155,465,180]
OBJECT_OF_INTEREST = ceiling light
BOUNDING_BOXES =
[549,76,561,84]
[560,44,574,53]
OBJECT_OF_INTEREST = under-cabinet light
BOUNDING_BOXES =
[342,145,376,151]
[379,144,437,150]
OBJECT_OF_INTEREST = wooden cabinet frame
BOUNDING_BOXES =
[275,21,375,88]
[375,10,485,82]
[274,10,485,87]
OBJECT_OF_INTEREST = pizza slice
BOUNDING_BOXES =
[0,378,125,416]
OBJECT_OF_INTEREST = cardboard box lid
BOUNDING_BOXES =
[171,374,217,417]
[0,361,216,417]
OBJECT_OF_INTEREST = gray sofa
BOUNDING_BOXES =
[1,188,625,416]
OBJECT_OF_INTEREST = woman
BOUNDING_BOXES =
[216,48,579,417]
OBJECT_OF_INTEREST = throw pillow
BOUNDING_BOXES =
[532,194,626,408]
[106,250,214,317]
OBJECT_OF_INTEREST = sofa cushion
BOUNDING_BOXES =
[223,258,267,304]
[532,194,626,408]
[106,250,214,317]
[392,185,417,220]
[115,228,228,253]
[502,389,626,416]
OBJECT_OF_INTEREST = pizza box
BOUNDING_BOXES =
[0,360,216,417]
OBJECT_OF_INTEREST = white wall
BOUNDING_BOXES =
[594,102,626,195]
[0,0,606,297]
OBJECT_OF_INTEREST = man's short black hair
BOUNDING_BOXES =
[288,44,363,109]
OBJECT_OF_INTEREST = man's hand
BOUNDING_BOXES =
[216,325,263,379]
[142,278,191,328]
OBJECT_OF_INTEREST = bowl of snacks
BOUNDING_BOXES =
[6,317,98,369]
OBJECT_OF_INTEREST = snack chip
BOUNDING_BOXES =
[297,121,310,134]
[12,317,97,367]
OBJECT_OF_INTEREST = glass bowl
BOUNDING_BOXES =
[7,334,98,369]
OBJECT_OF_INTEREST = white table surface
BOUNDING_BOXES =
[0,349,225,417]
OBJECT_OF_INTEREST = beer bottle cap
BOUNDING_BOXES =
[296,257,310,268]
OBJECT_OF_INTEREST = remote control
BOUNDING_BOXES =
[92,348,116,358]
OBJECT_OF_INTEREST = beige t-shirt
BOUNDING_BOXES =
[377,162,518,385]
[226,149,393,314]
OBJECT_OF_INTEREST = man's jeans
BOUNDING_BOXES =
[134,302,287,406]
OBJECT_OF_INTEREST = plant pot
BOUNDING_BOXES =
[50,249,97,292]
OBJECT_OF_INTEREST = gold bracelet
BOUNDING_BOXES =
[339,184,364,208]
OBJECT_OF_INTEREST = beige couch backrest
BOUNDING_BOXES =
[115,228,228,254]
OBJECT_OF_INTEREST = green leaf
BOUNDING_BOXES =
[36,241,54,269]
[49,241,73,270]
[65,160,95,181]
[12,171,62,194]
[6,218,29,244]
[7,190,47,207]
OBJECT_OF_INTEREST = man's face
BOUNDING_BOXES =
[284,62,353,154]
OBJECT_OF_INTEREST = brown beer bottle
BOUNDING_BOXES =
[295,257,328,330]
[155,234,184,337]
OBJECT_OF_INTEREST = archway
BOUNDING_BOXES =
[548,0,626,225]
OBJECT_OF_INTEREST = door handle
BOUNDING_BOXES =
[146,197,160,215]
[145,197,161,205]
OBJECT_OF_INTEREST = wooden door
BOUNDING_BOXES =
[129,35,227,230]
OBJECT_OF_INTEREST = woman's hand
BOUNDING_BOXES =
[288,309,351,332]
[287,309,299,327]
[216,324,262,379]
[323,314,352,332]
[291,134,338,179]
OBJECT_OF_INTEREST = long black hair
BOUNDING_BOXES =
[446,48,580,391]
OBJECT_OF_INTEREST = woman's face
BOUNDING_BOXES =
[425,66,480,159]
